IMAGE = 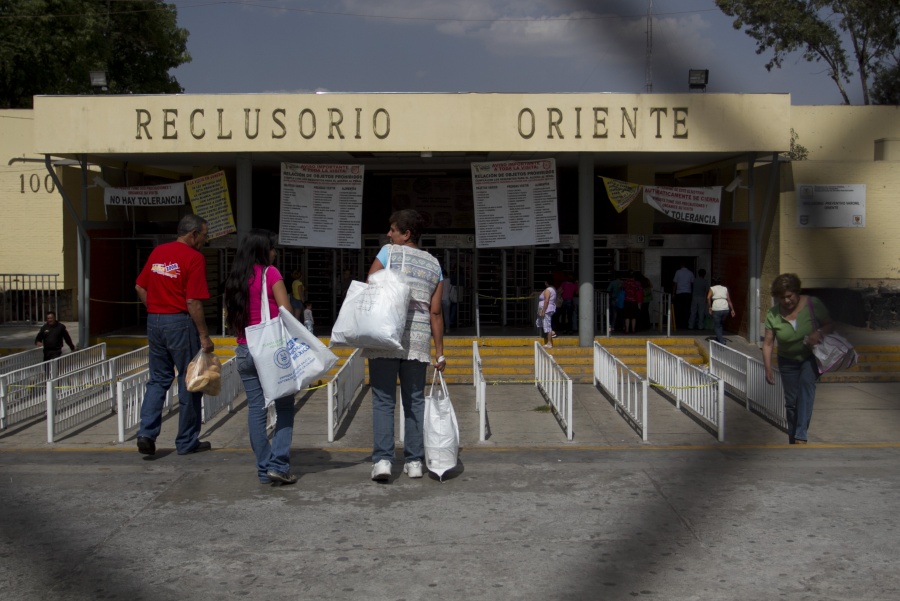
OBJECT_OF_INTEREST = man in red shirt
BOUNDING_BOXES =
[134,214,215,456]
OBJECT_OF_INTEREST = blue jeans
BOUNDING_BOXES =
[236,344,295,482]
[778,354,818,442]
[139,313,202,454]
[441,299,451,333]
[712,310,729,343]
[369,357,426,464]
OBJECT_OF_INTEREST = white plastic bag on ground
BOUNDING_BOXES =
[424,370,459,480]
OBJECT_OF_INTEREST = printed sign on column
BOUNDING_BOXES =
[279,163,364,248]
[185,172,236,239]
[471,159,559,248]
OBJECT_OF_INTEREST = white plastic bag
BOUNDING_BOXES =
[813,332,858,374]
[329,245,411,351]
[424,370,459,479]
[245,267,338,406]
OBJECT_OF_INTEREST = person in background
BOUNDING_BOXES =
[707,277,735,344]
[290,270,305,320]
[689,268,710,329]
[559,275,578,335]
[538,278,557,348]
[35,310,76,361]
[672,262,694,331]
[441,268,452,334]
[364,210,445,482]
[225,229,298,485]
[621,271,644,334]
[762,273,833,445]
[303,301,314,334]
[639,273,654,331]
[606,273,623,333]
[134,214,213,456]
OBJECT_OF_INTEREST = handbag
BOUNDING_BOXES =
[329,245,411,351]
[807,297,858,374]
[245,266,338,406]
[424,370,459,480]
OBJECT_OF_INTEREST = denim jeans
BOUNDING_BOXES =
[235,344,295,482]
[778,354,818,442]
[712,310,730,343]
[138,313,202,453]
[368,357,426,464]
[441,299,451,333]
[689,297,707,329]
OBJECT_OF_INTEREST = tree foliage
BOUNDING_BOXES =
[0,0,190,108]
[716,0,900,105]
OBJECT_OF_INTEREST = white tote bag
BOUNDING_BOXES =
[245,267,338,406]
[424,370,459,480]
[329,245,411,351]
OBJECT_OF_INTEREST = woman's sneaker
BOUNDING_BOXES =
[403,460,423,478]
[371,459,392,481]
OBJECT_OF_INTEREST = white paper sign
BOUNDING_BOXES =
[796,184,866,228]
[643,185,722,225]
[279,163,364,248]
[471,159,559,248]
[104,183,185,206]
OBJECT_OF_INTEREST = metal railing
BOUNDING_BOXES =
[0,274,59,325]
[47,362,111,442]
[595,291,611,336]
[0,348,44,375]
[0,343,106,430]
[472,341,488,441]
[326,349,365,442]
[107,346,150,408]
[534,341,573,440]
[709,341,787,430]
[646,341,725,441]
[116,372,179,443]
[593,341,649,441]
[654,290,673,336]
[201,357,241,423]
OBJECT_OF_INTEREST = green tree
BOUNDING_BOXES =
[0,0,190,108]
[871,53,900,104]
[716,0,900,105]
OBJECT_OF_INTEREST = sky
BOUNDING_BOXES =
[166,0,865,105]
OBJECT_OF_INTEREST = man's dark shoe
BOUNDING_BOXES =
[137,437,156,456]
[267,470,298,485]
[178,440,212,455]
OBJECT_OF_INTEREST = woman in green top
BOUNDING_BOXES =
[762,273,833,444]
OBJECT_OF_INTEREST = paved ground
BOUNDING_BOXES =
[2,323,899,600]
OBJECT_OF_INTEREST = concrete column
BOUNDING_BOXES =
[578,153,595,347]
[236,153,252,240]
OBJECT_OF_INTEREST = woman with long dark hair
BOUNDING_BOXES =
[225,229,298,485]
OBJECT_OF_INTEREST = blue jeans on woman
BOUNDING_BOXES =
[712,310,730,343]
[368,357,426,464]
[139,313,202,454]
[235,344,295,482]
[778,354,818,443]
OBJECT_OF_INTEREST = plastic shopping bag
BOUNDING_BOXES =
[813,332,859,374]
[245,267,338,406]
[185,350,222,396]
[424,370,459,480]
[329,246,411,351]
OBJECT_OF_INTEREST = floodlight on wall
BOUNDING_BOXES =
[725,175,742,193]
[688,69,709,92]
[89,70,108,92]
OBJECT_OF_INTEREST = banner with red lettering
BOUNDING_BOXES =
[104,183,185,207]
[643,185,722,225]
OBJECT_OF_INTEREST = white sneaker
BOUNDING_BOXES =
[403,460,423,479]
[371,459,392,481]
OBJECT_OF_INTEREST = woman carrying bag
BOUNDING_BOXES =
[225,229,298,485]
[365,210,446,482]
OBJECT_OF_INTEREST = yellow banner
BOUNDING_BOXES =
[601,176,643,213]
[186,171,236,239]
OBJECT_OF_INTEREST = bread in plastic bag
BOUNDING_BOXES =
[186,350,223,396]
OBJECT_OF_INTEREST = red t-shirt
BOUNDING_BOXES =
[236,265,283,344]
[136,241,209,314]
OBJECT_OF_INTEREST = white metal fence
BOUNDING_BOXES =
[107,346,150,408]
[709,341,788,430]
[327,349,365,442]
[654,291,673,336]
[116,372,181,443]
[201,356,241,423]
[595,290,611,336]
[593,341,649,441]
[47,361,111,442]
[646,341,725,441]
[534,341,573,440]
[472,341,488,442]
[0,347,44,375]
[0,343,106,430]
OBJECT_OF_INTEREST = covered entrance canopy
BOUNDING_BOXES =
[32,93,790,345]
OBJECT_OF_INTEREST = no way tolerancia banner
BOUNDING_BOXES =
[643,185,722,226]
